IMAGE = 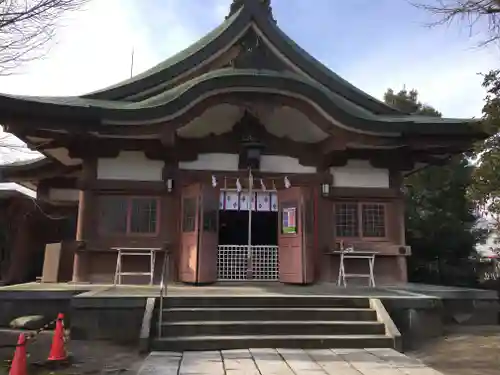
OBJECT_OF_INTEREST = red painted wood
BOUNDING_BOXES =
[278,187,315,284]
[197,184,219,284]
[179,184,201,283]
[303,187,315,284]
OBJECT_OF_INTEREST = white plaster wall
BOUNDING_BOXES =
[260,155,317,174]
[48,188,79,202]
[178,153,239,171]
[97,151,164,181]
[330,160,390,188]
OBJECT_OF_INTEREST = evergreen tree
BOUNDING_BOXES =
[384,88,485,285]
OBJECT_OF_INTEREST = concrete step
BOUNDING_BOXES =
[152,334,394,351]
[161,320,386,336]
[165,296,371,309]
[162,307,378,321]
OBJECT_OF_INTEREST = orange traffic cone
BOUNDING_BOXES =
[47,313,68,362]
[9,334,27,375]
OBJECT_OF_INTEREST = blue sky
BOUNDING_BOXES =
[127,0,498,118]
[0,0,498,163]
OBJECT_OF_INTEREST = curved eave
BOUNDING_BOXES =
[0,183,36,199]
[79,3,402,115]
[1,156,49,171]
[0,69,485,138]
[82,8,248,101]
[0,156,76,182]
[251,10,402,115]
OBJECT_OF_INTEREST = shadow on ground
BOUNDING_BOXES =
[0,329,144,375]
[409,325,500,375]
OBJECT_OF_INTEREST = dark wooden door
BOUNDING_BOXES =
[302,187,316,284]
[197,184,219,283]
[179,183,219,284]
[179,184,200,283]
[278,187,315,284]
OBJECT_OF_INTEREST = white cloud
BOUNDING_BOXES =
[341,40,499,118]
[0,0,498,167]
[0,0,204,164]
[1,0,159,96]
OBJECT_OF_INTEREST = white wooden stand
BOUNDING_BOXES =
[333,249,377,287]
[112,247,161,285]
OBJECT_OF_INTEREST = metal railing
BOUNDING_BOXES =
[217,245,279,281]
[157,250,169,339]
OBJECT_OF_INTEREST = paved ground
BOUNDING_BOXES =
[2,327,499,374]
[2,282,495,301]
[138,348,442,375]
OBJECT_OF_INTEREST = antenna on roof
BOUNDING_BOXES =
[130,47,135,78]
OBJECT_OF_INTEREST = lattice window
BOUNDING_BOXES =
[182,197,197,233]
[361,203,386,238]
[217,245,279,281]
[203,193,218,233]
[99,196,127,233]
[334,203,359,237]
[217,245,248,281]
[251,246,279,281]
[130,198,158,234]
[99,196,159,235]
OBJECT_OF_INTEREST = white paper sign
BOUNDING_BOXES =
[239,192,249,211]
[219,191,225,210]
[225,191,239,211]
[270,192,278,212]
[256,192,271,211]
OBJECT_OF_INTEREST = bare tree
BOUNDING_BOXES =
[0,0,88,76]
[413,0,500,45]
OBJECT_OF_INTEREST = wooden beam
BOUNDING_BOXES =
[160,127,177,147]
[318,137,347,154]
[39,177,79,189]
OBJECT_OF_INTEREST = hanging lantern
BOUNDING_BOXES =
[321,183,330,197]
[284,176,291,189]
[212,175,217,188]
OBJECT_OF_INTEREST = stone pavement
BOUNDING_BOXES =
[137,348,444,375]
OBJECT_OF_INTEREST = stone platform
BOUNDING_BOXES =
[0,282,496,351]
[138,348,443,375]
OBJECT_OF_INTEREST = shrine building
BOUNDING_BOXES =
[0,0,485,285]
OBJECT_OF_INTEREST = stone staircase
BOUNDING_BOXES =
[151,296,397,351]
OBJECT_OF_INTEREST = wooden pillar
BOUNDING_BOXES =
[72,159,96,283]
[72,191,89,282]
[390,169,408,282]
[4,199,34,283]
[316,169,333,282]
[389,169,406,244]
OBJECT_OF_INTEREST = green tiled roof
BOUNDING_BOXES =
[0,0,485,138]
[0,68,481,136]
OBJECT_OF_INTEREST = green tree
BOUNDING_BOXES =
[468,70,500,235]
[385,88,484,285]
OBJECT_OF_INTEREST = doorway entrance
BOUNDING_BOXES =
[217,190,279,281]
